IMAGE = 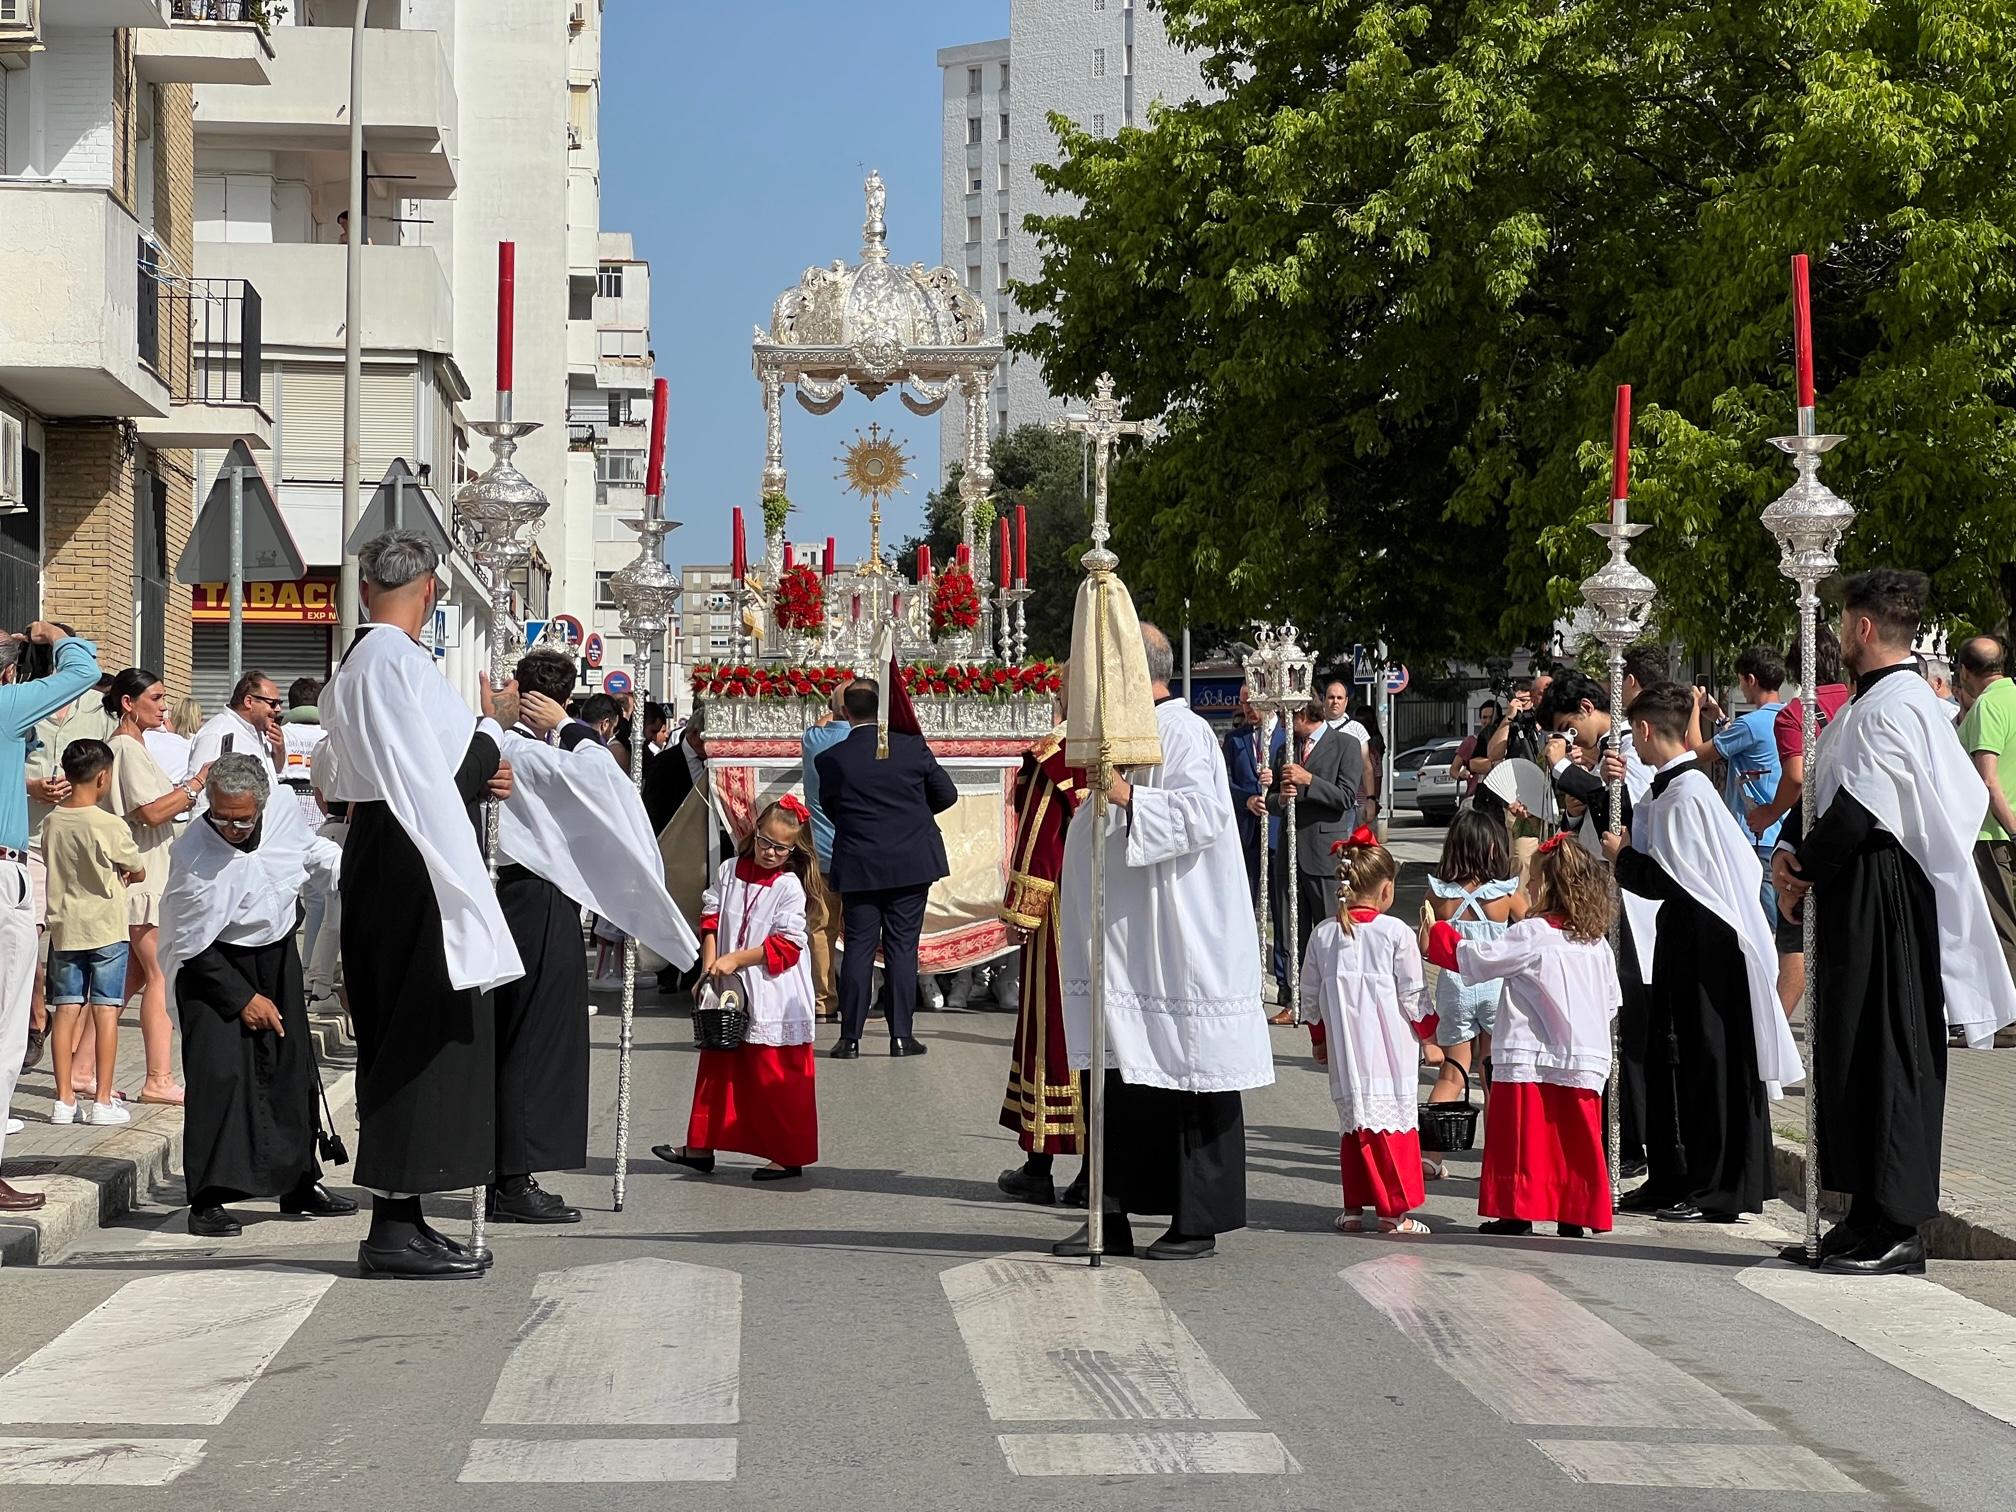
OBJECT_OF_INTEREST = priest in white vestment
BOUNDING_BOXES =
[1057,623,1274,1261]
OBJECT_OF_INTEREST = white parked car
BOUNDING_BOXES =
[1411,737,1467,821]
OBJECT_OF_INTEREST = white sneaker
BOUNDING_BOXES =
[586,1002,599,1017]
[4,1116,21,1135]
[48,1102,78,1126]
[85,1100,132,1126]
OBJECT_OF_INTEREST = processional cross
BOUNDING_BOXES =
[1054,373,1161,572]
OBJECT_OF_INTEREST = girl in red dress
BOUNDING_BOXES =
[655,798,826,1180]
[1423,835,1619,1236]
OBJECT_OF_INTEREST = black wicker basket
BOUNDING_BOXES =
[693,974,751,1052]
[1418,1060,1479,1152]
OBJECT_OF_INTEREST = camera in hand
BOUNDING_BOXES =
[19,622,76,682]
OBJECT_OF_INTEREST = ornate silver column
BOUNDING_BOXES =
[1761,427,1854,1264]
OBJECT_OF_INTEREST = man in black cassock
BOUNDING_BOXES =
[1775,571,2016,1275]
[1603,683,1804,1224]
[165,754,354,1238]
[324,529,524,1281]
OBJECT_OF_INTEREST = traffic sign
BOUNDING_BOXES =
[523,619,546,648]
[343,458,452,557]
[603,669,633,697]
[1384,665,1410,695]
[174,441,305,584]
[583,632,606,669]
[549,614,585,648]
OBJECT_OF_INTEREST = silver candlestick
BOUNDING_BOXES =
[1761,425,1854,1265]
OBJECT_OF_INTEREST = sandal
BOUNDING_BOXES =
[1381,1217,1430,1235]
[1267,1008,1297,1027]
[1332,1211,1368,1234]
[1422,1158,1447,1181]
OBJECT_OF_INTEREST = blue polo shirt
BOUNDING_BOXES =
[2,639,104,852]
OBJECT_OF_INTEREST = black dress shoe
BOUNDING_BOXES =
[997,1164,1057,1205]
[188,1204,242,1238]
[1060,1171,1088,1209]
[890,1037,928,1057]
[1053,1218,1135,1258]
[1655,1202,1705,1223]
[1821,1229,1927,1277]
[279,1182,358,1217]
[488,1181,583,1223]
[1479,1218,1533,1235]
[1618,1158,1649,1181]
[751,1165,804,1182]
[1145,1229,1216,1261]
[829,1039,860,1060]
[416,1225,496,1271]
[1557,1223,1588,1239]
[1618,1185,1675,1214]
[652,1145,715,1175]
[1778,1220,1866,1267]
[359,1236,483,1280]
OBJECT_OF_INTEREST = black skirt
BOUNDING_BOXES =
[495,866,590,1176]
[1097,1070,1248,1236]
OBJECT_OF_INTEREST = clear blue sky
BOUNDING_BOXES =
[602,1,1007,571]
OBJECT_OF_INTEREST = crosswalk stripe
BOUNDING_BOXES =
[457,1439,738,1483]
[1344,1254,1767,1431]
[1531,1439,1863,1493]
[0,1438,208,1486]
[1739,1263,2016,1429]
[481,1258,741,1426]
[942,1256,1256,1422]
[997,1432,1302,1476]
[0,1269,333,1426]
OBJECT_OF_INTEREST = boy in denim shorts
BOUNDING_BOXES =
[43,740,144,1126]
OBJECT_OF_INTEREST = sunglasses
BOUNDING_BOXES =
[246,694,283,709]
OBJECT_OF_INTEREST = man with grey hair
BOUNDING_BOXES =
[1055,621,1273,1261]
[324,527,522,1279]
[159,752,349,1238]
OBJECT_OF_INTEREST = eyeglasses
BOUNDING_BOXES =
[246,694,283,709]
[752,835,792,856]
[210,814,257,832]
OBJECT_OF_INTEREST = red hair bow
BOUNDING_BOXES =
[1535,832,1568,855]
[1330,826,1379,856]
[776,794,811,823]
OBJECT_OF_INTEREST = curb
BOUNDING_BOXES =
[1770,1131,2016,1262]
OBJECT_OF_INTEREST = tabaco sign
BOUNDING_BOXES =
[191,577,338,624]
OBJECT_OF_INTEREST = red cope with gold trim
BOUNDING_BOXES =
[998,729,1084,1154]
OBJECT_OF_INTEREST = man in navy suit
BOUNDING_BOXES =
[813,678,958,1059]
[1222,688,1289,1003]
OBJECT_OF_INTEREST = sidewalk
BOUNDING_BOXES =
[1,999,356,1266]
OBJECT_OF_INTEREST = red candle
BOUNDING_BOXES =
[824,535,836,578]
[917,544,930,581]
[731,507,746,581]
[956,542,971,569]
[997,516,1010,587]
[1014,504,1028,584]
[644,376,668,498]
[1610,383,1631,522]
[784,542,795,570]
[496,241,515,395]
[1792,253,1815,412]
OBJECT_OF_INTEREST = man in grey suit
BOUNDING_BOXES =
[1267,699,1364,972]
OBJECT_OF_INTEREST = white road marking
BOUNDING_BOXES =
[481,1258,741,1426]
[1740,1263,2016,1429]
[1531,1439,1862,1493]
[457,1438,737,1483]
[0,1269,333,1426]
[1344,1254,1767,1430]
[997,1432,1302,1477]
[941,1255,1256,1422]
[0,1438,207,1486]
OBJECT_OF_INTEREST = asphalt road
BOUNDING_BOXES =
[5,940,2016,1509]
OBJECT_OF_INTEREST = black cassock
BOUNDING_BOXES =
[178,936,319,1205]
[1790,792,1948,1227]
[1099,1071,1247,1236]
[342,727,501,1195]
[494,864,589,1178]
[1614,848,1771,1214]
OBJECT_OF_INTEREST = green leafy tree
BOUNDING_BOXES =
[1013,0,2016,666]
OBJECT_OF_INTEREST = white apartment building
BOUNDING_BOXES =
[679,563,732,693]
[937,1,1212,464]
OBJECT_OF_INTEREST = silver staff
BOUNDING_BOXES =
[1055,374,1160,1268]
[457,391,550,1262]
[1581,495,1655,1205]
[1761,421,1854,1263]
[607,488,682,1213]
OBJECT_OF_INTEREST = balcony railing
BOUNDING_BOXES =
[164,278,264,408]
[171,1,251,21]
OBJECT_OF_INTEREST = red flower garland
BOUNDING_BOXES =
[689,660,1063,702]
[774,563,826,632]
[929,566,982,636]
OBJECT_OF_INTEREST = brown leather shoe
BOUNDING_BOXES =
[0,1179,46,1213]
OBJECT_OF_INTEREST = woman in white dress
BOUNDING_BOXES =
[654,797,823,1180]
[103,670,211,1105]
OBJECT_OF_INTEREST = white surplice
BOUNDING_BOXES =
[1299,912,1431,1132]
[159,777,342,1009]
[702,859,813,1047]
[1060,698,1274,1093]
[321,623,522,993]
[498,728,698,969]
[1812,664,2016,1047]
[1632,756,1806,1096]
[1454,920,1620,1091]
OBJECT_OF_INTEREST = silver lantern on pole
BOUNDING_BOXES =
[1579,383,1655,1205]
[456,406,550,1264]
[1252,623,1314,1023]
[606,493,682,1214]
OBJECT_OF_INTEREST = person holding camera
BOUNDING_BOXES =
[0,622,102,1212]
